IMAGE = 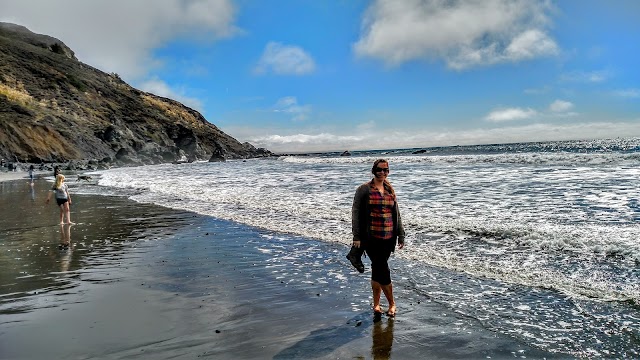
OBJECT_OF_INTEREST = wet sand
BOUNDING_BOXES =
[0,178,560,359]
[0,168,70,183]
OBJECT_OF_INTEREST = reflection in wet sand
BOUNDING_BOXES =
[0,179,194,315]
[372,318,394,359]
[1,178,562,359]
[58,224,72,272]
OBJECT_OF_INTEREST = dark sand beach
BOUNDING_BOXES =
[0,175,560,359]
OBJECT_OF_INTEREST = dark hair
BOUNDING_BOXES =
[371,159,388,174]
[370,159,395,196]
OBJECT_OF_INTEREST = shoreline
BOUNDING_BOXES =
[0,169,57,183]
[0,170,35,182]
[0,178,561,359]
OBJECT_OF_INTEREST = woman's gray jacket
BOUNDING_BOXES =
[351,181,406,250]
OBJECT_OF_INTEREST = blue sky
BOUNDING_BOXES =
[2,0,639,152]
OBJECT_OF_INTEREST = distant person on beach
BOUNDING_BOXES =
[53,166,61,177]
[349,159,405,320]
[45,174,73,224]
[28,165,34,185]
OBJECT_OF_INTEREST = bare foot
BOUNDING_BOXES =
[386,304,396,317]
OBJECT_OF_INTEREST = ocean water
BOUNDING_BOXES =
[84,138,640,357]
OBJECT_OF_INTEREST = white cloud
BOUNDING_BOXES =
[353,0,558,69]
[357,120,376,131]
[275,97,297,108]
[485,107,537,122]
[138,78,203,111]
[505,29,559,60]
[549,100,574,112]
[253,133,363,146]
[230,120,640,153]
[255,42,316,75]
[231,130,365,153]
[412,122,640,149]
[614,88,640,98]
[560,70,610,83]
[0,0,238,80]
[273,96,312,121]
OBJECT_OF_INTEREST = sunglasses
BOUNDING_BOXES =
[374,167,390,173]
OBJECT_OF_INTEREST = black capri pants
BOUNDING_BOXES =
[365,238,395,285]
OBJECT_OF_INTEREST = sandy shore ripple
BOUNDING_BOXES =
[0,178,559,359]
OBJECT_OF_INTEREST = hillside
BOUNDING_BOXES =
[0,22,271,169]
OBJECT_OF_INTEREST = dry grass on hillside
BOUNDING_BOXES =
[142,94,201,127]
[0,82,34,106]
[1,80,59,113]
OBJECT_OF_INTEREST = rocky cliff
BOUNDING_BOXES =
[0,22,271,169]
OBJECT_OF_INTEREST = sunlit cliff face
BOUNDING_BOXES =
[0,23,271,164]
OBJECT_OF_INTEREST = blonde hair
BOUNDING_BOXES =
[54,174,65,189]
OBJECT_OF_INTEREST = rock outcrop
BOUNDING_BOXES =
[0,22,272,169]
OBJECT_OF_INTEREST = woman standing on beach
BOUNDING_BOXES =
[46,174,73,224]
[351,159,405,319]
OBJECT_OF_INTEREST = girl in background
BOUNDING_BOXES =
[46,174,73,224]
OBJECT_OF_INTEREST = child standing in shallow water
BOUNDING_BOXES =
[46,174,73,224]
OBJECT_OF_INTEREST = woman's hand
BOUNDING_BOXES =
[353,240,361,248]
